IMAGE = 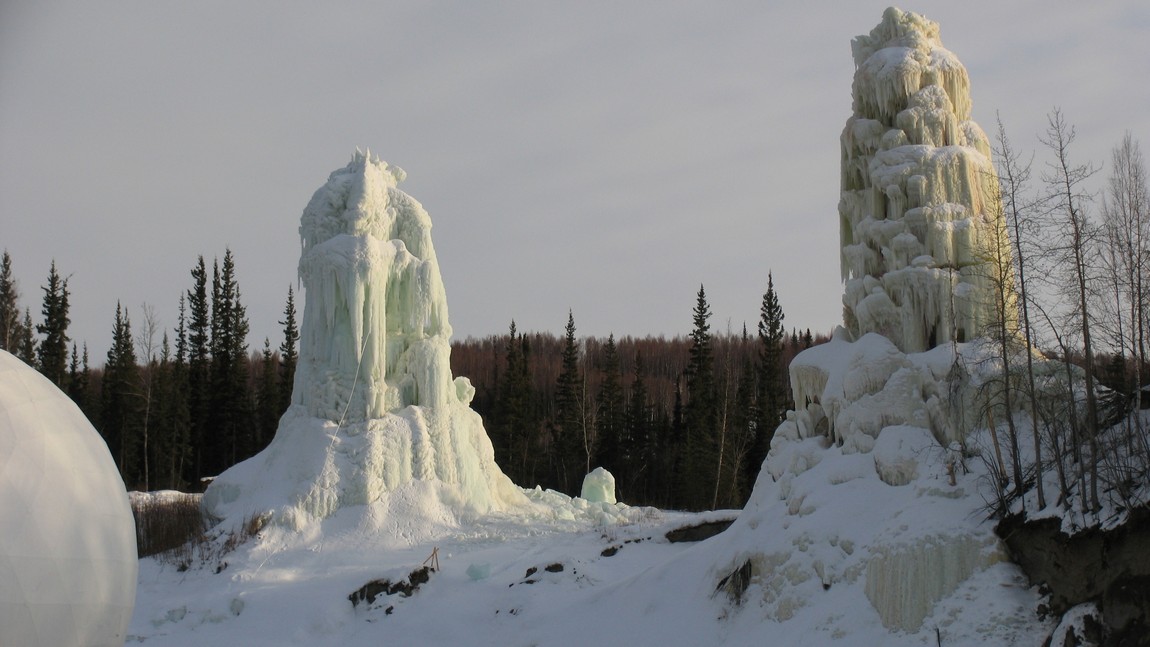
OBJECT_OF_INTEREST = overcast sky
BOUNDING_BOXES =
[2,1,1147,361]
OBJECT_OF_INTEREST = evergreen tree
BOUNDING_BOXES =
[753,273,786,478]
[256,338,281,454]
[150,334,175,489]
[187,257,211,480]
[163,296,192,489]
[623,350,652,502]
[552,311,584,493]
[66,343,90,413]
[278,285,299,412]
[592,334,625,477]
[496,321,535,484]
[733,331,760,504]
[207,250,251,472]
[36,261,70,386]
[17,309,36,365]
[682,285,717,510]
[668,375,686,507]
[102,303,141,484]
[67,343,81,398]
[0,251,20,351]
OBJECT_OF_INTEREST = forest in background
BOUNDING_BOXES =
[0,247,816,510]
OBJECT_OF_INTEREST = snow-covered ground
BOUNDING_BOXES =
[130,500,721,646]
[129,434,1053,646]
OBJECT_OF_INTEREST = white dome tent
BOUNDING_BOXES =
[0,349,137,647]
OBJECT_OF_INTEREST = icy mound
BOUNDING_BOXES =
[580,467,617,504]
[840,7,1015,353]
[780,329,970,452]
[205,152,530,532]
[0,350,137,647]
[663,334,1046,644]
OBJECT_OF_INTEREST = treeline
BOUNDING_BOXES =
[0,250,300,492]
[452,279,821,510]
[1,249,821,509]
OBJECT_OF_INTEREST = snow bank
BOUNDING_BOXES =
[872,424,936,486]
[0,350,137,647]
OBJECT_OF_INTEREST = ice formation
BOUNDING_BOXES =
[580,467,617,505]
[0,350,137,647]
[701,10,1027,638]
[840,7,1014,354]
[204,151,530,530]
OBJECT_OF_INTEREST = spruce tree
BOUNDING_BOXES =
[150,333,176,489]
[733,327,760,504]
[36,261,70,386]
[623,350,652,502]
[165,296,192,488]
[668,375,686,507]
[66,342,89,413]
[683,285,717,510]
[187,257,211,479]
[552,311,584,493]
[593,334,625,477]
[0,251,20,351]
[496,321,534,484]
[102,303,141,484]
[256,338,281,453]
[17,309,36,365]
[278,285,299,412]
[67,343,81,399]
[753,273,786,477]
[208,250,251,472]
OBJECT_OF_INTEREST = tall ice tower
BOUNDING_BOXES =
[839,7,1014,353]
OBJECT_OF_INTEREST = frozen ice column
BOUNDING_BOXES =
[295,149,455,422]
[839,7,1015,353]
[203,151,528,528]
